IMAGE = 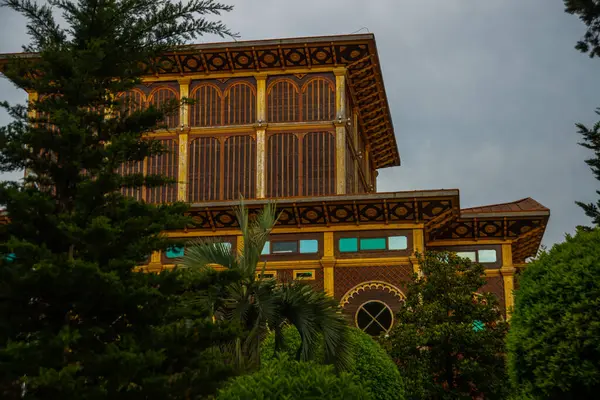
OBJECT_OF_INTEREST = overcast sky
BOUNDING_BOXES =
[1,0,598,247]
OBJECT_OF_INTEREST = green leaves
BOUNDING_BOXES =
[508,227,600,398]
[383,251,509,400]
[573,108,600,226]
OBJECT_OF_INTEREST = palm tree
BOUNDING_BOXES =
[179,200,351,371]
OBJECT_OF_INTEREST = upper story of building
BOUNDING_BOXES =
[0,34,401,204]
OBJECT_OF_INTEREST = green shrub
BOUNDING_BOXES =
[507,227,600,398]
[216,354,372,400]
[261,326,405,400]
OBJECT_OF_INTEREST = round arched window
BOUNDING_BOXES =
[355,300,394,336]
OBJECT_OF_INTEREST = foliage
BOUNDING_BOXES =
[216,354,372,400]
[0,0,236,398]
[180,201,351,371]
[571,108,600,226]
[262,325,405,400]
[382,251,509,400]
[564,0,600,57]
[507,227,600,399]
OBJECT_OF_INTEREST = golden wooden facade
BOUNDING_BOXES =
[1,34,549,332]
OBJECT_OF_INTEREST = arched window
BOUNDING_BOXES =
[302,131,335,196]
[223,135,256,200]
[188,136,221,201]
[148,87,180,129]
[117,89,146,116]
[224,82,256,125]
[267,79,300,123]
[302,77,335,121]
[189,84,222,127]
[146,138,178,203]
[266,133,299,197]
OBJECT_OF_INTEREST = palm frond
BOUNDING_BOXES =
[275,282,352,371]
[179,238,238,270]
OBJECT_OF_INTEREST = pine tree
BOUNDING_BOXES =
[574,109,600,226]
[564,0,600,57]
[0,0,238,398]
[382,251,509,400]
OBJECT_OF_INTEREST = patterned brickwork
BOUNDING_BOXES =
[334,265,413,300]
[480,276,506,315]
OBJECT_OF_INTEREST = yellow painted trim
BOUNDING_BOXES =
[256,128,266,198]
[186,125,256,135]
[265,122,336,132]
[412,228,424,275]
[164,223,425,237]
[256,270,277,279]
[256,74,267,122]
[141,67,340,83]
[323,232,335,258]
[177,133,188,201]
[485,269,502,277]
[501,243,515,318]
[236,235,244,256]
[336,126,346,194]
[335,257,410,268]
[293,269,316,280]
[178,78,190,128]
[323,266,334,296]
[427,239,513,247]
[340,280,405,308]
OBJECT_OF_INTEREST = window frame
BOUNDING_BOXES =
[293,269,316,281]
[335,230,412,258]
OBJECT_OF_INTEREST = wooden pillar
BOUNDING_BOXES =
[412,228,425,276]
[335,68,347,194]
[321,231,336,296]
[256,74,267,199]
[177,79,191,202]
[501,243,516,318]
[148,251,162,272]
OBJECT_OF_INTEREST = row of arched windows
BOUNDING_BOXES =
[118,76,336,129]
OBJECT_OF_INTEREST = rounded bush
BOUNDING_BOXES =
[261,326,405,400]
[507,228,600,398]
[217,354,372,400]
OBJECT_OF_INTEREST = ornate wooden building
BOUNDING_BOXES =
[1,34,549,335]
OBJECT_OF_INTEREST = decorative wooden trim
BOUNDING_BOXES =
[340,280,405,308]
[256,73,267,122]
[501,243,515,318]
[178,78,191,128]
[165,223,425,238]
[412,228,424,275]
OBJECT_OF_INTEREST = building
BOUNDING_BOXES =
[1,34,549,335]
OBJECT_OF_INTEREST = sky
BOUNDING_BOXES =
[0,0,598,247]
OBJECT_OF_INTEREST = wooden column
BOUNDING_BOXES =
[148,251,162,273]
[335,68,347,194]
[321,231,336,296]
[177,79,191,202]
[501,243,516,318]
[412,228,425,276]
[256,74,267,199]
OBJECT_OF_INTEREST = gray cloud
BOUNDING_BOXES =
[1,0,598,247]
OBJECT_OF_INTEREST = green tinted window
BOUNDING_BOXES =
[299,239,318,254]
[478,249,497,263]
[272,241,298,254]
[359,238,386,251]
[166,246,184,259]
[339,238,358,252]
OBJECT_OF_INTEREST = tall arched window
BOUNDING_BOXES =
[267,133,299,197]
[148,87,180,129]
[302,131,335,196]
[188,136,221,201]
[189,84,223,127]
[224,82,256,125]
[267,79,300,123]
[223,135,256,199]
[302,77,335,121]
[146,138,178,203]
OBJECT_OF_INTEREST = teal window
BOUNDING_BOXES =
[299,239,318,254]
[4,253,16,263]
[456,251,476,262]
[472,320,485,332]
[478,249,497,263]
[272,241,298,254]
[339,238,358,252]
[359,238,386,251]
[166,246,184,259]
[388,236,408,250]
[261,241,271,255]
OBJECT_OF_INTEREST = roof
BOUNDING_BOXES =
[461,198,550,218]
[0,34,400,169]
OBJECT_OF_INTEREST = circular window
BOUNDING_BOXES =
[355,300,394,336]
